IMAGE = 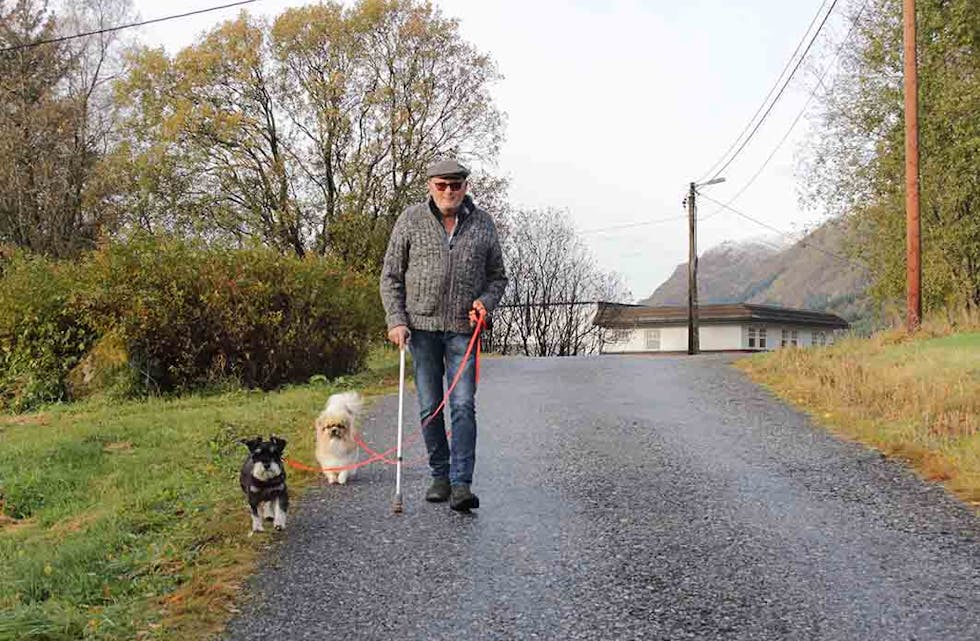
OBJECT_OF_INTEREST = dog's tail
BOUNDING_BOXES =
[326,391,363,416]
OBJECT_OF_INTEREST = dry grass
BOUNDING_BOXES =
[0,413,49,427]
[738,309,980,506]
[141,504,260,641]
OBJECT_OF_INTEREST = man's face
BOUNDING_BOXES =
[428,176,467,214]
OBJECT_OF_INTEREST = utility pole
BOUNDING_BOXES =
[687,181,699,355]
[904,0,922,332]
[684,177,724,355]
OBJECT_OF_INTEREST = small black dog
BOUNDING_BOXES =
[239,436,289,535]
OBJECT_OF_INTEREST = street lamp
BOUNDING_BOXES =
[687,176,726,355]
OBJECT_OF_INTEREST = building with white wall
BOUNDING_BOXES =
[594,303,849,354]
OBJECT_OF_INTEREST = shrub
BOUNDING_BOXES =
[78,238,385,395]
[0,238,385,411]
[0,251,96,412]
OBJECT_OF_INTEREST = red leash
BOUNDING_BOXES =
[285,312,486,473]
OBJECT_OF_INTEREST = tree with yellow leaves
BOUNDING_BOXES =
[112,0,504,270]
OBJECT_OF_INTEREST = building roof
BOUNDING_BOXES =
[593,302,849,330]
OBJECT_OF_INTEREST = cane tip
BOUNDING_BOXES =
[392,495,403,514]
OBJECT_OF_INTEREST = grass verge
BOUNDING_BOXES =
[0,345,405,641]
[737,326,980,507]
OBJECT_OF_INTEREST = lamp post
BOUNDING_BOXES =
[686,177,725,355]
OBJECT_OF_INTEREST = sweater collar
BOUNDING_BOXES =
[428,194,474,221]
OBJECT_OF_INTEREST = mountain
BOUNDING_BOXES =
[640,220,873,324]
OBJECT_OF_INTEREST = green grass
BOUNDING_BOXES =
[870,331,980,367]
[923,332,980,349]
[0,346,404,641]
[738,326,980,507]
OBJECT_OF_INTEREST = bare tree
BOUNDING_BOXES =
[0,0,133,257]
[488,208,631,356]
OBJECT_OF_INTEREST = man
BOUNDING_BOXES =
[380,159,508,512]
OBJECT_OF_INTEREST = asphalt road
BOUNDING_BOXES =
[224,354,980,641]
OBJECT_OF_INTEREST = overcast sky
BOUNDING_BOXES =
[129,0,850,300]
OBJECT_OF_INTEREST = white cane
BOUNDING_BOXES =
[392,344,406,514]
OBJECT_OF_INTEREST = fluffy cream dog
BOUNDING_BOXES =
[314,391,364,484]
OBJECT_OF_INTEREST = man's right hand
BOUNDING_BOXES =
[387,325,411,349]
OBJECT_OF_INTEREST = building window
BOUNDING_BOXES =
[748,326,767,349]
[790,329,798,346]
[814,331,826,346]
[781,329,788,347]
[645,328,661,350]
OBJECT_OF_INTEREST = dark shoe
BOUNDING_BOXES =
[449,484,480,512]
[425,477,451,503]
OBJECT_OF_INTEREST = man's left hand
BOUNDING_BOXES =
[468,299,487,327]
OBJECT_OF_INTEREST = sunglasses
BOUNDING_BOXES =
[432,180,465,192]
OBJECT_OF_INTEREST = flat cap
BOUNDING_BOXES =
[426,158,470,179]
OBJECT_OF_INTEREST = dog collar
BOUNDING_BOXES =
[251,473,285,486]
[250,482,285,493]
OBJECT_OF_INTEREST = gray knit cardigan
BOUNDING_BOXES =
[380,196,508,334]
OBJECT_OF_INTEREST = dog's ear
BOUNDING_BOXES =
[270,435,287,453]
[240,436,262,451]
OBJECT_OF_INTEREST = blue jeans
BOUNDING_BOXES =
[409,330,478,485]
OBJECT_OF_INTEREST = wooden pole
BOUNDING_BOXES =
[904,0,922,332]
[687,182,700,355]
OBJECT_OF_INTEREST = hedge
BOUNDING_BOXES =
[0,238,384,412]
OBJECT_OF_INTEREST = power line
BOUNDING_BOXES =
[702,0,840,183]
[698,207,727,223]
[697,193,812,249]
[0,0,260,54]
[697,192,866,269]
[700,0,871,220]
[696,0,831,184]
[579,213,689,235]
